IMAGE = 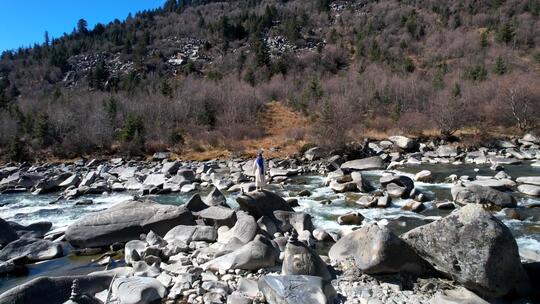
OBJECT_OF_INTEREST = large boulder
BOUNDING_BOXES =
[0,218,18,248]
[282,235,331,280]
[112,277,167,304]
[304,147,324,161]
[0,274,113,304]
[0,238,63,262]
[197,206,237,228]
[402,204,530,298]
[217,212,258,245]
[518,184,540,196]
[437,145,459,157]
[340,156,384,172]
[272,211,314,233]
[65,200,195,248]
[202,235,279,272]
[9,221,52,239]
[258,275,336,304]
[451,184,516,208]
[516,176,540,186]
[236,190,293,220]
[164,225,217,244]
[328,223,428,275]
[388,136,416,150]
[204,187,228,207]
[184,193,209,212]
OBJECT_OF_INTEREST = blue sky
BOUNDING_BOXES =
[0,0,164,52]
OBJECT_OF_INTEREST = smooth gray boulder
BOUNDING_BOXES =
[164,225,217,244]
[218,212,258,245]
[65,200,195,248]
[112,276,167,304]
[518,184,540,196]
[282,235,331,280]
[340,156,384,172]
[236,190,293,220]
[0,238,63,262]
[143,174,166,187]
[402,204,530,298]
[197,206,237,227]
[437,145,459,157]
[202,235,279,272]
[388,135,416,150]
[429,287,489,304]
[415,170,433,182]
[161,161,181,174]
[516,176,540,186]
[451,184,516,208]
[328,180,357,193]
[0,217,18,248]
[0,274,112,304]
[258,275,336,304]
[328,223,428,275]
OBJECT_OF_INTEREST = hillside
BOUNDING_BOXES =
[1,0,539,161]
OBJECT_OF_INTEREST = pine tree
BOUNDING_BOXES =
[494,56,507,75]
[77,19,88,34]
[164,0,177,12]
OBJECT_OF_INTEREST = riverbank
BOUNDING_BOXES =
[1,134,540,303]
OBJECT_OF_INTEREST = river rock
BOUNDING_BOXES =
[329,180,357,193]
[518,184,540,196]
[337,212,364,225]
[516,176,540,186]
[217,211,258,245]
[204,187,228,207]
[197,206,237,228]
[273,211,314,233]
[112,277,167,304]
[161,161,181,175]
[304,147,324,161]
[258,275,336,304]
[402,204,530,298]
[236,190,293,220]
[328,223,428,275]
[430,287,489,304]
[143,174,166,187]
[389,136,416,150]
[125,240,146,265]
[469,178,515,191]
[164,225,217,244]
[0,238,63,262]
[415,170,433,182]
[66,200,195,248]
[282,234,331,280]
[9,221,52,239]
[202,235,279,272]
[451,184,517,208]
[184,193,209,212]
[340,156,384,172]
[437,145,459,157]
[386,183,408,198]
[0,217,18,248]
[0,274,113,304]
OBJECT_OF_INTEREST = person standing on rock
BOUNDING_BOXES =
[253,151,266,191]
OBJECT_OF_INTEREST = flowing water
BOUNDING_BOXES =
[1,162,540,293]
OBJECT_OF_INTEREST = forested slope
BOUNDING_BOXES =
[0,0,539,160]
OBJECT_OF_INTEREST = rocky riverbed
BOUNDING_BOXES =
[1,134,540,303]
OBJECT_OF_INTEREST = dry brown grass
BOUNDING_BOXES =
[180,101,312,160]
